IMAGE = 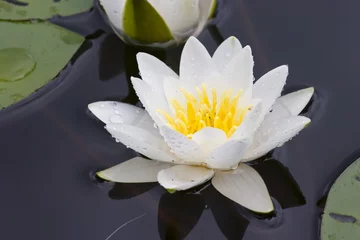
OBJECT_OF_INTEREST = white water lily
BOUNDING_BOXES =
[89,36,313,213]
[99,0,216,47]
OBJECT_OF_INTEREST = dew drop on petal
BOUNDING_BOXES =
[109,115,124,124]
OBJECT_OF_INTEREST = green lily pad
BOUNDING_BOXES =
[122,0,173,43]
[321,158,360,240]
[0,0,93,20]
[0,21,84,109]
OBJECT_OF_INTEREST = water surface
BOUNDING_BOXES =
[1,0,360,239]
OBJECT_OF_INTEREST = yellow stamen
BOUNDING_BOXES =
[158,83,252,138]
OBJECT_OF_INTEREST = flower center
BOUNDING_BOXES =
[158,83,252,138]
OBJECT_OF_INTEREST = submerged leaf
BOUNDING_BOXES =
[0,21,84,109]
[0,0,93,20]
[321,158,360,239]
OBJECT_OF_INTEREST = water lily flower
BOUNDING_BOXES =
[99,0,217,47]
[88,36,314,213]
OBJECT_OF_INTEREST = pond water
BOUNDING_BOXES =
[1,0,360,239]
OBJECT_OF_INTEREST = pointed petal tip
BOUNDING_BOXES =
[96,170,111,182]
[166,189,177,194]
[304,118,311,128]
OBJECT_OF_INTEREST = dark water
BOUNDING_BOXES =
[1,0,360,239]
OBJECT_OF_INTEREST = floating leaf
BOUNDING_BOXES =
[321,158,360,239]
[0,0,93,20]
[0,21,84,109]
[122,0,173,43]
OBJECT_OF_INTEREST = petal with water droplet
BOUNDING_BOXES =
[252,65,288,119]
[131,77,170,127]
[106,123,180,163]
[212,163,274,213]
[222,46,254,93]
[213,36,243,73]
[192,127,228,155]
[136,52,178,92]
[231,99,263,139]
[88,101,150,126]
[271,87,314,119]
[180,36,218,86]
[97,157,173,183]
[205,137,250,170]
[242,116,311,162]
[159,126,205,164]
[158,165,214,191]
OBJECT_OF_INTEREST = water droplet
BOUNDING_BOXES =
[114,110,120,114]
[115,139,120,143]
[191,57,195,61]
[109,115,124,123]
[153,123,158,129]
[225,52,231,57]
[100,104,105,108]
[0,48,36,82]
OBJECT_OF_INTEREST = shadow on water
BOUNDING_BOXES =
[103,157,306,240]
[109,182,158,200]
[98,33,166,105]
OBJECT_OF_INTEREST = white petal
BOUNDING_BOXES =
[97,157,173,183]
[212,163,273,213]
[271,87,314,119]
[190,0,214,38]
[222,46,254,93]
[213,36,243,73]
[231,99,263,139]
[148,0,200,35]
[99,0,126,31]
[179,36,217,85]
[242,116,311,162]
[205,138,250,170]
[88,101,154,128]
[136,53,178,92]
[252,65,288,118]
[160,126,205,164]
[106,123,179,163]
[131,77,170,126]
[163,76,186,114]
[192,127,228,155]
[158,165,214,191]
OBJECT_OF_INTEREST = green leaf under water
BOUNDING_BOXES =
[122,0,173,43]
[0,21,84,109]
[0,0,93,20]
[321,158,360,240]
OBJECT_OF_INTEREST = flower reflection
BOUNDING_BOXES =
[106,159,306,240]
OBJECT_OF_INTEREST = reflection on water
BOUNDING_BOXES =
[2,0,360,239]
[102,157,306,240]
